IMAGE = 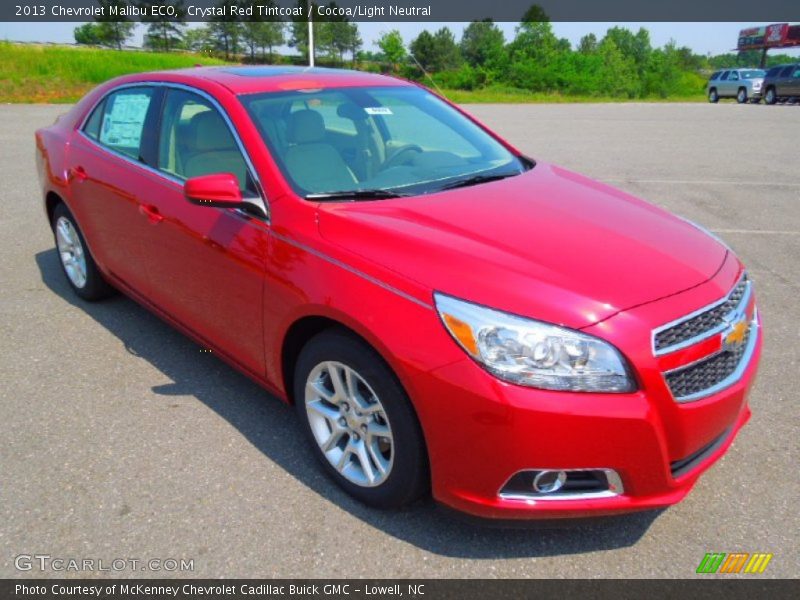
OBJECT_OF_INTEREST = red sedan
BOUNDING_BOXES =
[35,67,761,519]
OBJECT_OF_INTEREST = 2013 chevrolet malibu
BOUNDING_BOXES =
[35,67,761,519]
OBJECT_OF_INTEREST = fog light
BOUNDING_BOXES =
[532,470,567,493]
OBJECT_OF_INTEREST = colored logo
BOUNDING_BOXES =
[722,316,748,351]
[696,552,773,574]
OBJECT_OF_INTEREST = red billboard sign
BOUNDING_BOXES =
[738,23,800,50]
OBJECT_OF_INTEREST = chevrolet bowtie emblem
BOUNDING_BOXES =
[723,318,748,350]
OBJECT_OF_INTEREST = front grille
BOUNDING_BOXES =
[665,327,751,400]
[654,276,748,353]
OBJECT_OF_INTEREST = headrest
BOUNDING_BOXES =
[337,102,367,122]
[188,111,235,152]
[287,110,325,144]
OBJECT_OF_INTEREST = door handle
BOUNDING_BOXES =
[138,204,164,224]
[69,166,88,182]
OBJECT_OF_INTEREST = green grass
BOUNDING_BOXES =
[0,42,707,104]
[0,42,227,103]
[442,87,706,104]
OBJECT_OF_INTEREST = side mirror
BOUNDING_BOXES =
[184,173,243,208]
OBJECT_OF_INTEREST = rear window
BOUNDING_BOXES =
[766,67,781,77]
[710,72,721,81]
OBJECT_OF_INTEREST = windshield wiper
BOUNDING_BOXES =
[306,189,408,201]
[438,172,518,192]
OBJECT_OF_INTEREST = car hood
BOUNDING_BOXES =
[317,162,727,328]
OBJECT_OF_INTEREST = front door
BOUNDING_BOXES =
[135,87,269,377]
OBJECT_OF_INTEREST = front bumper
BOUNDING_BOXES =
[407,277,761,519]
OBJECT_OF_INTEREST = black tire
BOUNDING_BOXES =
[737,88,747,104]
[708,88,719,103]
[294,329,429,508]
[52,203,115,301]
[764,87,777,105]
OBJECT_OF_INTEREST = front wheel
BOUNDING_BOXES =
[708,88,719,103]
[294,329,429,508]
[737,88,748,104]
[765,87,777,105]
[52,203,114,301]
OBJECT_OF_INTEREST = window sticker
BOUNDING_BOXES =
[100,93,151,148]
[364,106,393,115]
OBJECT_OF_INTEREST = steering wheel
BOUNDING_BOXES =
[381,144,423,170]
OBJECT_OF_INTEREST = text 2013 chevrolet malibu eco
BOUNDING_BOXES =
[36,67,761,519]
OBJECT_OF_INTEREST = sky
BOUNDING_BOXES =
[1,21,799,57]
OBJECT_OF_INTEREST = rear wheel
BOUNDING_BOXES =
[708,88,719,103]
[765,87,777,105]
[294,329,429,508]
[737,88,748,104]
[52,203,114,301]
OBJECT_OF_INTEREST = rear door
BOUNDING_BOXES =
[789,65,800,95]
[777,66,795,95]
[725,70,740,96]
[134,86,269,377]
[66,85,161,294]
[716,71,731,96]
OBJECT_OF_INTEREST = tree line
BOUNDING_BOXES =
[74,0,361,63]
[74,2,797,98]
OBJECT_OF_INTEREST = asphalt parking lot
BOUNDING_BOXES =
[1,101,798,578]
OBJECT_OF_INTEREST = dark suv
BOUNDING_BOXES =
[763,63,800,104]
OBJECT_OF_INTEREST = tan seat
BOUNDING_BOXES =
[284,110,357,193]
[182,111,248,190]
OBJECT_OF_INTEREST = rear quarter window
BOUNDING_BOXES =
[82,99,105,140]
[710,72,720,81]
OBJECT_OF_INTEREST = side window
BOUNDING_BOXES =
[792,67,800,78]
[710,72,720,81]
[98,88,155,160]
[729,71,739,81]
[779,66,793,77]
[83,99,105,140]
[158,89,256,195]
[720,71,730,81]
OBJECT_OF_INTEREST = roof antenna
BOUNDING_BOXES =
[408,51,447,98]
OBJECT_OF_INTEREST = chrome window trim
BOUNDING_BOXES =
[651,273,750,356]
[76,80,270,221]
[664,309,759,403]
[498,469,624,502]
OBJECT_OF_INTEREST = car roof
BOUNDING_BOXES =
[121,66,413,96]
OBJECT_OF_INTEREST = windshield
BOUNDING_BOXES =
[240,86,530,198]
[741,70,765,79]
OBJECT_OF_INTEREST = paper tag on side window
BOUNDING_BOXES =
[364,107,393,115]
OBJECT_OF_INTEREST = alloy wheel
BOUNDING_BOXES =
[304,361,394,487]
[55,216,87,288]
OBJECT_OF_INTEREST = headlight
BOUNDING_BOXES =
[434,293,636,393]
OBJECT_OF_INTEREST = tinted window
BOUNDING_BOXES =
[720,71,730,81]
[241,86,526,197]
[792,67,800,78]
[779,66,794,76]
[158,88,256,195]
[83,99,105,140]
[710,72,720,80]
[98,88,155,160]
[740,70,764,79]
[766,67,780,77]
